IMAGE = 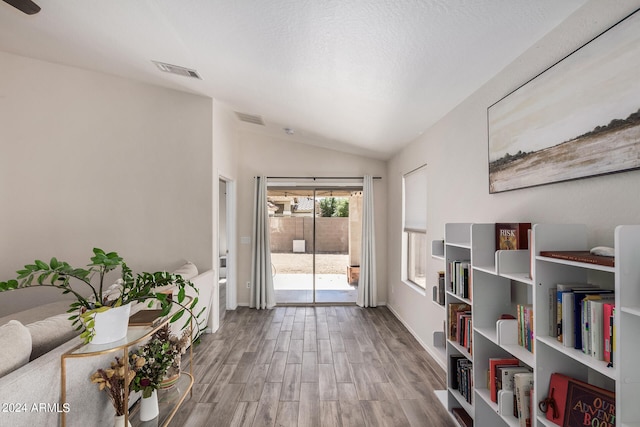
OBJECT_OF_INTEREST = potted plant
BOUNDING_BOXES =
[0,248,200,344]
[130,325,176,421]
[90,352,146,427]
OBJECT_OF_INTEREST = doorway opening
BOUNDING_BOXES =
[267,186,362,304]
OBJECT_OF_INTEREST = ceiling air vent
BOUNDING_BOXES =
[152,61,202,79]
[235,112,265,126]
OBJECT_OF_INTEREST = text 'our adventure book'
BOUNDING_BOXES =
[542,373,615,427]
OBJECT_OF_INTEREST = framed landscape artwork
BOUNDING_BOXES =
[488,8,640,193]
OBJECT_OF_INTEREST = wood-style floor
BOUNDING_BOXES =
[173,306,455,427]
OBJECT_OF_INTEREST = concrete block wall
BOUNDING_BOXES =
[269,217,348,253]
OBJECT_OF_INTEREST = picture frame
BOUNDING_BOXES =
[487,8,640,193]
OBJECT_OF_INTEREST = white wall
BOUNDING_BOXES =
[235,128,387,306]
[386,0,640,361]
[0,52,216,315]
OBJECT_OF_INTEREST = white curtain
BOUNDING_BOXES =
[357,175,377,308]
[250,176,275,309]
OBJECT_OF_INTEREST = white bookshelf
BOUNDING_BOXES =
[438,223,639,426]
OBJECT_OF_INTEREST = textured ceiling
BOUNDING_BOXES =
[0,0,587,159]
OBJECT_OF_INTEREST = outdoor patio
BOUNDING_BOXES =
[271,253,357,303]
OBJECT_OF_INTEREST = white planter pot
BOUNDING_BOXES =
[113,414,132,427]
[91,303,132,345]
[139,390,159,421]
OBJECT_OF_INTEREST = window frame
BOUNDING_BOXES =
[402,165,428,292]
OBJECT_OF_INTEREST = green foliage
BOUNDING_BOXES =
[0,248,200,343]
[319,197,349,217]
[319,197,337,217]
[336,199,349,217]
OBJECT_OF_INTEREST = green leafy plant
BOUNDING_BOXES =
[319,197,338,217]
[0,248,201,343]
[336,199,349,217]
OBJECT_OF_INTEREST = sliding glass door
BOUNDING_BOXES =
[267,185,361,304]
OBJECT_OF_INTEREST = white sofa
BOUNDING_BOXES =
[0,265,214,427]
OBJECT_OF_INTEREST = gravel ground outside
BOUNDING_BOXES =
[270,253,349,275]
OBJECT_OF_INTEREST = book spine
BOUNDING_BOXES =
[549,287,557,337]
[603,303,614,364]
[591,301,604,360]
[556,290,565,342]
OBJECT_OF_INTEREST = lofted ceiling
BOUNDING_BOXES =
[0,0,587,159]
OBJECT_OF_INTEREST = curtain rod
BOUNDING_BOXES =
[260,176,382,180]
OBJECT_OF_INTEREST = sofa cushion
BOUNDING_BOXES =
[27,313,80,361]
[172,261,199,280]
[0,320,32,377]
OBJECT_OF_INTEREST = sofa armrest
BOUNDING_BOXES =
[161,270,214,339]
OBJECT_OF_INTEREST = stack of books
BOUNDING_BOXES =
[451,355,473,404]
[448,303,472,354]
[551,283,615,364]
[448,259,471,299]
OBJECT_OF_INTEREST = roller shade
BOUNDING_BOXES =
[403,165,427,233]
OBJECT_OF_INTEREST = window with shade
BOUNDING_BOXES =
[403,165,427,289]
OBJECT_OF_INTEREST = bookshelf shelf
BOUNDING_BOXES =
[448,339,472,360]
[536,255,615,273]
[537,336,616,379]
[500,272,533,286]
[432,239,445,259]
[474,388,493,408]
[501,344,534,369]
[432,299,445,309]
[447,242,471,250]
[621,306,640,317]
[450,389,474,416]
[536,415,557,427]
[473,265,496,275]
[439,222,637,426]
[446,291,472,306]
[475,326,496,343]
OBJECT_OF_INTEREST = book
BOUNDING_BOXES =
[572,290,613,351]
[128,309,163,326]
[555,283,596,343]
[451,407,473,427]
[449,355,466,390]
[561,292,575,348]
[611,307,616,366]
[448,260,471,298]
[489,357,519,402]
[448,303,471,341]
[562,376,615,427]
[539,251,615,267]
[437,271,445,305]
[543,373,615,426]
[497,366,530,393]
[514,372,534,427]
[456,358,473,403]
[603,302,615,364]
[495,223,531,251]
[587,297,614,360]
[549,286,557,337]
[516,304,533,352]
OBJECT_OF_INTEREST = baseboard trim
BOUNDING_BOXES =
[235,302,387,307]
[386,303,447,371]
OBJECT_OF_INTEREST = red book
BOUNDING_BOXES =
[543,373,615,426]
[603,303,615,364]
[489,358,519,402]
[495,223,531,251]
